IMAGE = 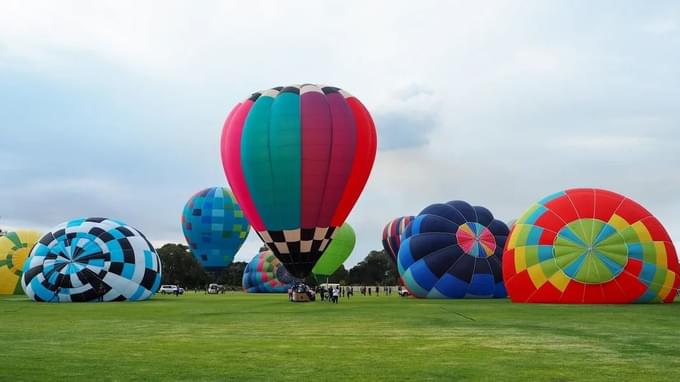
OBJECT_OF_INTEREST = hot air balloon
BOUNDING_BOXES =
[398,201,508,298]
[503,188,679,303]
[242,247,298,293]
[21,218,161,302]
[0,230,41,295]
[312,223,356,280]
[221,84,377,278]
[382,216,414,263]
[181,187,250,271]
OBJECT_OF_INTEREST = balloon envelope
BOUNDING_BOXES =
[382,216,414,263]
[21,218,162,302]
[242,248,298,293]
[398,201,508,298]
[0,230,41,295]
[503,188,679,303]
[312,223,355,278]
[221,84,377,278]
[182,187,250,271]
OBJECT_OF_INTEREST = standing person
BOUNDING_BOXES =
[368,287,371,296]
[333,287,339,304]
[320,286,325,302]
[376,286,379,296]
[175,285,180,297]
[98,284,105,302]
[341,287,345,298]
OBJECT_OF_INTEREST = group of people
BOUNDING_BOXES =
[316,285,354,303]
[359,285,395,296]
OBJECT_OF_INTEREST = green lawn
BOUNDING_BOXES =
[1,292,679,381]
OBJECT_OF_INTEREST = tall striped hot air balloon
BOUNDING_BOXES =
[221,84,377,278]
[382,216,414,263]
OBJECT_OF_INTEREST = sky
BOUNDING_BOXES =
[1,1,679,267]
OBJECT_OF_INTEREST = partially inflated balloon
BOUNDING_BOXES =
[398,201,508,298]
[242,248,298,293]
[182,187,250,271]
[22,218,161,302]
[0,230,41,295]
[312,223,355,279]
[503,188,679,303]
[221,84,377,278]
[382,216,414,263]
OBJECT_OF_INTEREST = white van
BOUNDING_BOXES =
[159,285,178,294]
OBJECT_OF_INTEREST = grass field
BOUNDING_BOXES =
[1,292,679,381]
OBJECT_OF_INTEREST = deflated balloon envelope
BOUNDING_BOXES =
[242,247,298,293]
[182,187,250,271]
[221,84,377,278]
[312,223,356,279]
[503,188,680,303]
[21,218,162,302]
[0,230,41,295]
[398,201,508,298]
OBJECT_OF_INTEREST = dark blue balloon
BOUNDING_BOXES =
[398,200,508,298]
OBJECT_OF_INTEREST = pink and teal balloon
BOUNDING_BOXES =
[221,85,377,278]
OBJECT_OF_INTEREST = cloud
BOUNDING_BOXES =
[2,1,680,268]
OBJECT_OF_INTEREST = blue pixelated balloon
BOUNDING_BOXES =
[181,187,250,271]
[398,200,508,299]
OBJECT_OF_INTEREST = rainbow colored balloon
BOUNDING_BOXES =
[221,84,377,278]
[503,188,679,303]
[242,248,298,293]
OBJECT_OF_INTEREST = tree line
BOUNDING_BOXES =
[157,244,398,289]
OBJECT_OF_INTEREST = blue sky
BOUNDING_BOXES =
[1,1,679,266]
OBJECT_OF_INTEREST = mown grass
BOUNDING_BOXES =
[1,292,679,381]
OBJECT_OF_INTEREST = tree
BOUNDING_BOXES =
[156,243,209,289]
[348,250,398,285]
[215,262,248,288]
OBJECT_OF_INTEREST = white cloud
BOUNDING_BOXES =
[2,1,680,268]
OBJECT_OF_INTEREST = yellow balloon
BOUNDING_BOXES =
[0,230,41,295]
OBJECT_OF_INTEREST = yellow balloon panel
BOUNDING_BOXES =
[0,230,41,295]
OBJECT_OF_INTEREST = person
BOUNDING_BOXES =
[332,287,339,304]
[341,287,345,298]
[320,287,325,302]
[175,285,180,297]
[368,287,371,296]
[97,284,105,302]
[375,286,379,296]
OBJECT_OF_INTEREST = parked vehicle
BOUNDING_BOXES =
[207,283,224,294]
[159,285,178,294]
